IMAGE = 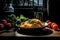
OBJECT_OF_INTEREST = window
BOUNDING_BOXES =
[29,0,33,6]
[24,0,28,6]
[34,0,38,6]
[39,0,43,6]
[17,0,43,6]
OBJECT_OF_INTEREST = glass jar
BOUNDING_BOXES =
[3,3,14,13]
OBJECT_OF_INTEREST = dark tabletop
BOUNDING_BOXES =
[0,27,60,37]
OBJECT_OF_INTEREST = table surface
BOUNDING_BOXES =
[0,32,15,36]
[15,27,60,37]
[0,27,60,37]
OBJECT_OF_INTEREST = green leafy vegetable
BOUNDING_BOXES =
[19,14,29,22]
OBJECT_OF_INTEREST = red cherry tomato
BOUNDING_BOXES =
[48,25,51,28]
[46,20,51,23]
[0,23,4,29]
[6,23,12,28]
[51,22,56,27]
[52,24,58,30]
[47,22,52,28]
[48,22,52,25]
[2,19,7,24]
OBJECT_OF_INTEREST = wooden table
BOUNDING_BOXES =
[0,32,15,36]
[0,27,60,37]
[15,27,60,37]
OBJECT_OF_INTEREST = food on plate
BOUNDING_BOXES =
[19,19,45,28]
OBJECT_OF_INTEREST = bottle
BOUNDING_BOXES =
[36,12,43,21]
[3,0,14,15]
[3,0,14,18]
[17,0,24,6]
[3,3,14,13]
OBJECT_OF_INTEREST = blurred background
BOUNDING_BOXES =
[0,0,48,21]
[0,0,60,28]
[49,0,60,28]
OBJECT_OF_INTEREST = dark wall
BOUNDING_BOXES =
[15,6,35,18]
[49,0,60,26]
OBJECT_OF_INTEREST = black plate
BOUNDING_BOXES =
[16,22,49,35]
[16,26,46,35]
[17,28,53,36]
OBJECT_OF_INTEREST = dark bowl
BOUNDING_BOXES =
[16,24,47,35]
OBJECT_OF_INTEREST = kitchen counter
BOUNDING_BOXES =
[0,27,60,37]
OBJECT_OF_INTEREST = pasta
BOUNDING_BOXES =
[20,19,45,28]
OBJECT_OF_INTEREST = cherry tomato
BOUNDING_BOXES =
[51,23,56,27]
[46,20,51,23]
[2,19,8,24]
[47,22,52,28]
[0,23,4,29]
[6,23,12,28]
[52,24,58,30]
[48,25,51,28]
[48,22,52,25]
